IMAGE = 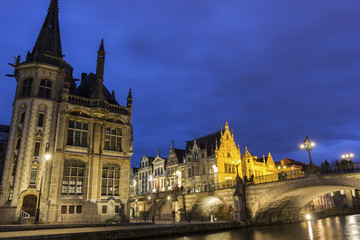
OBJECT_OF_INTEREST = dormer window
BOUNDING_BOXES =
[38,80,52,98]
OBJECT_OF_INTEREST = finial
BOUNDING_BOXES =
[99,38,105,52]
[128,88,132,98]
[158,149,160,157]
[194,133,196,141]
[171,140,174,148]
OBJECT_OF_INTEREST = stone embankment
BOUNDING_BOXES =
[0,221,240,239]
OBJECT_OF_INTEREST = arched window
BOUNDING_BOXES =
[62,160,85,195]
[22,78,32,97]
[38,80,52,98]
[102,163,120,196]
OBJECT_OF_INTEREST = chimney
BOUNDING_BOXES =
[81,73,87,82]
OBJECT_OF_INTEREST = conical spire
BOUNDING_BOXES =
[28,0,62,61]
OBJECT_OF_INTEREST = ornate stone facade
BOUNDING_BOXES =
[0,0,132,224]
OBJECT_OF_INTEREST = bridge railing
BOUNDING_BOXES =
[250,170,306,185]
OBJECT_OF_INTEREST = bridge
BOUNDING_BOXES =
[130,171,360,224]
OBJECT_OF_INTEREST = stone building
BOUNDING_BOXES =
[0,0,133,224]
[165,141,185,190]
[151,152,167,192]
[0,125,10,188]
[137,156,154,195]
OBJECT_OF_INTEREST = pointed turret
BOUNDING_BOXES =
[27,0,62,62]
[92,39,106,99]
[127,88,133,108]
[96,38,106,79]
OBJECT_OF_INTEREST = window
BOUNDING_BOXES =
[202,165,205,175]
[67,120,88,147]
[104,127,122,151]
[101,163,120,196]
[115,205,120,213]
[38,80,52,98]
[38,113,44,127]
[62,160,85,195]
[69,205,75,214]
[22,78,32,97]
[20,111,25,124]
[8,188,13,201]
[76,205,82,214]
[61,206,67,214]
[227,152,231,158]
[224,163,228,173]
[102,206,107,213]
[30,170,37,184]
[34,142,41,157]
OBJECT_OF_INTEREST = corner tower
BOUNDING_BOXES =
[1,0,133,224]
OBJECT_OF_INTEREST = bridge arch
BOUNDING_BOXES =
[247,173,360,224]
[186,191,233,220]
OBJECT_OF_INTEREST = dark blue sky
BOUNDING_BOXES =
[1,0,359,167]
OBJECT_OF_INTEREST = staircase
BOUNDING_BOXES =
[146,198,168,218]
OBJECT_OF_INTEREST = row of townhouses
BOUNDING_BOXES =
[130,121,278,196]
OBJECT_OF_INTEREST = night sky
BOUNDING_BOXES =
[0,0,359,167]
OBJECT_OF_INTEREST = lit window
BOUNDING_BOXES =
[30,170,37,184]
[101,163,120,196]
[38,80,52,98]
[61,160,85,195]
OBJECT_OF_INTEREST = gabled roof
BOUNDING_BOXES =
[73,73,119,105]
[186,130,222,156]
[174,148,185,164]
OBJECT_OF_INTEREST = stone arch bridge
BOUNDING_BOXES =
[170,172,360,224]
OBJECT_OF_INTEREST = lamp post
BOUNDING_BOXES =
[34,151,51,224]
[232,160,242,185]
[300,136,316,173]
[341,153,354,161]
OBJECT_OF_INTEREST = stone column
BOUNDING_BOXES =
[345,190,353,207]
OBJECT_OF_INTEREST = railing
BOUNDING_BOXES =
[250,170,306,185]
[319,164,360,175]
[67,94,130,115]
[20,209,30,224]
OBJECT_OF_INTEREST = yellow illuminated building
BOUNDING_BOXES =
[215,121,242,183]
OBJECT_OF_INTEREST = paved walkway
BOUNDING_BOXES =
[0,221,228,239]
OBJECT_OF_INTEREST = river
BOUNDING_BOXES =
[152,214,360,240]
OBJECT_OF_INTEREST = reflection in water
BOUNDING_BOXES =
[151,214,360,240]
[307,221,313,240]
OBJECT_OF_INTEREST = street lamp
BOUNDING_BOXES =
[232,160,242,185]
[35,151,51,224]
[300,136,316,173]
[341,153,354,161]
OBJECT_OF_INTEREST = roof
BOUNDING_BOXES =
[0,125,10,142]
[174,148,185,164]
[73,73,119,105]
[185,130,223,156]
